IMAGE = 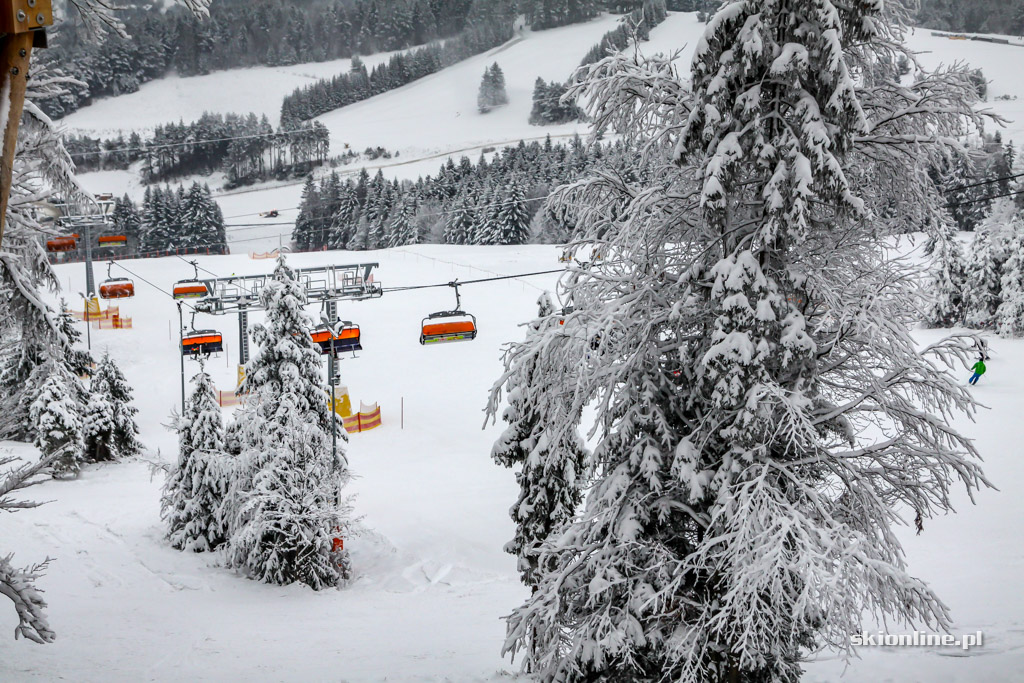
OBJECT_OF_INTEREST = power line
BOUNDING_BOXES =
[175,253,221,279]
[107,260,197,312]
[944,170,1024,193]
[68,127,323,158]
[944,187,1024,210]
[383,270,566,294]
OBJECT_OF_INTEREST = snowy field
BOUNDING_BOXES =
[2,242,1023,682]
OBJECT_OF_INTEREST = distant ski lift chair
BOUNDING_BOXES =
[98,234,127,248]
[99,278,134,299]
[46,236,77,252]
[181,330,224,358]
[173,261,208,299]
[173,280,207,299]
[99,262,134,300]
[420,282,478,345]
[312,322,362,356]
[260,210,280,218]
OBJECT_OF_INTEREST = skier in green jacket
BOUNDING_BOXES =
[969,359,986,385]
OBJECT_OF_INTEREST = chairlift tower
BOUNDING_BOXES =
[191,262,381,367]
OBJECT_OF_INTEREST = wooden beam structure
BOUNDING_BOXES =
[0,0,52,246]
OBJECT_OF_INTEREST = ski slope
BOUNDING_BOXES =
[58,51,407,135]
[3,241,1024,681]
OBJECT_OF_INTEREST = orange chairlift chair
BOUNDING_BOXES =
[420,281,477,345]
[311,321,362,356]
[99,262,134,300]
[173,260,209,300]
[46,234,78,252]
[98,234,127,248]
[181,312,224,358]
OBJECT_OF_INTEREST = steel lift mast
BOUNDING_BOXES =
[191,262,382,366]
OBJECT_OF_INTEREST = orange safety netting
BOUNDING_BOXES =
[343,402,381,433]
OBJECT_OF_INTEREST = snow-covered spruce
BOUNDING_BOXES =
[963,201,1016,328]
[225,256,354,589]
[495,2,992,681]
[30,366,85,480]
[996,211,1024,336]
[478,63,509,114]
[83,352,142,462]
[489,293,588,590]
[925,222,969,328]
[162,368,232,553]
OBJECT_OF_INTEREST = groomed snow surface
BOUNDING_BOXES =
[2,243,1023,682]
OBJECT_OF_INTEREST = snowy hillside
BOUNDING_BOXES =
[3,242,1023,681]
[65,14,1024,256]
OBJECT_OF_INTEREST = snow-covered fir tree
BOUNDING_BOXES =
[444,193,475,244]
[996,212,1024,336]
[478,63,509,113]
[963,200,1016,327]
[83,353,142,462]
[388,195,419,247]
[226,256,353,589]
[494,2,991,680]
[490,293,587,589]
[925,222,969,327]
[492,177,532,245]
[162,368,232,552]
[30,366,85,479]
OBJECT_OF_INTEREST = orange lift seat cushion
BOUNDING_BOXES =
[174,284,207,297]
[183,334,222,347]
[423,321,476,337]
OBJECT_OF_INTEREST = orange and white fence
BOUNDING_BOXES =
[91,314,132,329]
[342,401,381,433]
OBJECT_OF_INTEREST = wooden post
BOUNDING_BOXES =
[0,0,52,246]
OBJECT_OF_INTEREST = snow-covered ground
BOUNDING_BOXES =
[58,50,408,135]
[2,242,1023,681]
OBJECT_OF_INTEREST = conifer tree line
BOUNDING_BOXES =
[40,0,492,120]
[486,0,993,679]
[291,136,628,251]
[915,0,1024,35]
[162,257,354,589]
[98,183,228,256]
[529,79,587,125]
[280,13,516,125]
[927,196,1024,335]
[530,0,667,126]
[578,0,668,67]
[65,115,330,188]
